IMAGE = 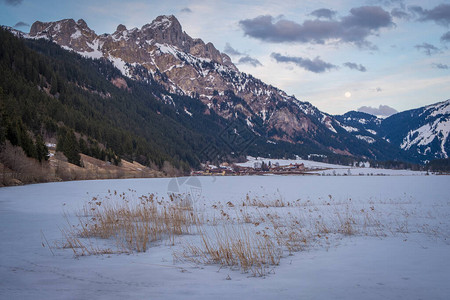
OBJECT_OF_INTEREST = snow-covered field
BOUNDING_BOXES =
[1,175,449,299]
[237,156,428,176]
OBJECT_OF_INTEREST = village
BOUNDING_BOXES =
[191,161,311,176]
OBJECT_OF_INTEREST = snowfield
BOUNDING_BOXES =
[1,175,449,299]
[237,156,428,176]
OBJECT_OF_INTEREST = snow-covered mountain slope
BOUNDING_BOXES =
[384,99,450,160]
[334,111,382,143]
[336,100,450,161]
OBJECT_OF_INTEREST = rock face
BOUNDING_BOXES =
[28,15,340,145]
[30,19,97,53]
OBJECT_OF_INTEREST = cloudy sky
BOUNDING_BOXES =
[1,0,449,115]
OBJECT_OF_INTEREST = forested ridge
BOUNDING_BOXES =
[0,28,235,171]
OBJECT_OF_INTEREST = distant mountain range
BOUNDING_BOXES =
[2,15,449,166]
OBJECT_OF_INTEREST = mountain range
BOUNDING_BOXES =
[2,15,449,168]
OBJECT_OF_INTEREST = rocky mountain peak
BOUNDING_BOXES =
[146,15,180,31]
[29,21,43,36]
[77,19,89,29]
[140,15,187,50]
[30,19,73,36]
[115,24,127,33]
[29,18,97,53]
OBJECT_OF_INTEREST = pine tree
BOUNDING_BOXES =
[35,134,49,162]
[50,74,58,95]
[57,128,81,166]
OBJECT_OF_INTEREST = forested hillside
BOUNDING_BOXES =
[0,28,235,173]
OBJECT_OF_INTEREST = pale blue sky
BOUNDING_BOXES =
[1,0,449,115]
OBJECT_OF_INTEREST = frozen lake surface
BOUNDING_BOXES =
[1,175,449,299]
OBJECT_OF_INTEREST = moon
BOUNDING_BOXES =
[345,91,352,98]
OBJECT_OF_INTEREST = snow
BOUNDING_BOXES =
[237,156,349,170]
[397,99,449,158]
[356,135,376,144]
[184,108,193,117]
[146,16,173,30]
[366,129,377,135]
[164,63,185,73]
[0,176,449,299]
[423,99,450,118]
[60,45,72,51]
[108,55,132,77]
[261,109,267,121]
[77,39,104,60]
[160,94,175,106]
[153,42,214,71]
[341,125,359,132]
[70,29,82,40]
[155,43,179,57]
[49,37,103,61]
[27,33,50,41]
[326,121,337,133]
[237,156,427,176]
[401,118,449,158]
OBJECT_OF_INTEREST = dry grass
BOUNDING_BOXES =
[61,190,426,276]
[243,193,290,208]
[60,226,115,256]
[0,141,164,186]
[52,153,163,182]
[176,225,281,276]
[61,191,199,256]
[176,195,389,275]
[0,141,54,185]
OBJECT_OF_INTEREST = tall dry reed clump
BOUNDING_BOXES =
[178,225,282,276]
[62,191,199,256]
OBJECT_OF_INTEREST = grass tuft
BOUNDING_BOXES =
[61,191,198,256]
